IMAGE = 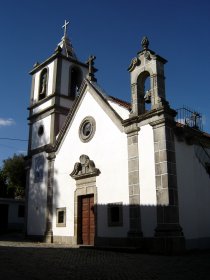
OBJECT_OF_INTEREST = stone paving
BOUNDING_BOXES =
[0,236,210,280]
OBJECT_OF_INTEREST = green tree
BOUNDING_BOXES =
[0,154,26,198]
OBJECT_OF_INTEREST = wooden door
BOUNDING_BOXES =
[81,195,95,245]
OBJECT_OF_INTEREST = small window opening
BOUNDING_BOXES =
[111,206,120,222]
[56,208,66,227]
[108,203,123,227]
[58,211,64,224]
[38,125,44,137]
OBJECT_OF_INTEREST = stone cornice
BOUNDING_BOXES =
[28,144,49,157]
[28,93,73,110]
[28,94,56,110]
[124,123,140,134]
[30,52,88,75]
[150,117,176,128]
[123,105,177,128]
[28,105,69,122]
[174,124,210,147]
[137,49,167,64]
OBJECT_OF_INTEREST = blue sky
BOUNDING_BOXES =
[0,0,210,165]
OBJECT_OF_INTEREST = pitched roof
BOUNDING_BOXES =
[54,79,125,152]
[108,95,131,110]
[89,82,131,110]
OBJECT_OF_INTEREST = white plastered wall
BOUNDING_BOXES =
[27,152,48,236]
[175,139,210,248]
[108,101,129,120]
[53,90,129,238]
[139,124,157,237]
[31,116,51,150]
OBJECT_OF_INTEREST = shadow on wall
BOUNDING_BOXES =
[96,203,157,238]
[72,199,186,254]
[25,118,61,241]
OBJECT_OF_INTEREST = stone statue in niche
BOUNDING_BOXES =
[70,155,100,179]
[39,71,47,97]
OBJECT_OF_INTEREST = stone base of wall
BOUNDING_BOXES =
[151,236,185,254]
[53,235,76,245]
[186,237,210,250]
[26,235,45,242]
[95,236,185,254]
[26,234,76,245]
[95,237,132,248]
[27,234,186,253]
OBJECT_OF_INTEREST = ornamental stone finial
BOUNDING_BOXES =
[141,36,149,50]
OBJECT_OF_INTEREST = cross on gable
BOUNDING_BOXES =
[87,55,96,73]
[86,55,97,82]
[62,20,69,37]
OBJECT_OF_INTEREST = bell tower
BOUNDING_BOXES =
[126,37,184,252]
[28,21,88,153]
[128,37,167,116]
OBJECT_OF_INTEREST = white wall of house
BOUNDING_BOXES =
[0,198,25,229]
[139,124,157,237]
[53,90,129,238]
[175,139,210,248]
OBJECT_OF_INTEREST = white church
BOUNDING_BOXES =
[26,21,210,253]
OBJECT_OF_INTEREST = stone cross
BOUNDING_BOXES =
[86,55,97,82]
[62,20,69,37]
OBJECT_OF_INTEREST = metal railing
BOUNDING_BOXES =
[176,106,203,131]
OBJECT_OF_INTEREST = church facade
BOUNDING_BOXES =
[26,23,210,253]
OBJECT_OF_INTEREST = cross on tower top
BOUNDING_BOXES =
[62,20,69,37]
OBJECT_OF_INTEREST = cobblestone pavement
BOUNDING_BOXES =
[0,237,210,280]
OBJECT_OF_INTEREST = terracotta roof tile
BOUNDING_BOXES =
[108,95,131,110]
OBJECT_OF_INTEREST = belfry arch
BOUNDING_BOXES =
[128,36,167,116]
[69,66,82,100]
[137,70,153,113]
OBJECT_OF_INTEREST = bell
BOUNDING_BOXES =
[144,90,151,104]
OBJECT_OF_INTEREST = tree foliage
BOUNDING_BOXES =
[0,154,26,198]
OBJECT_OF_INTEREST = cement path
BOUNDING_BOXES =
[0,238,209,280]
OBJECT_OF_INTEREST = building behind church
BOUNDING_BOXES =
[26,22,210,253]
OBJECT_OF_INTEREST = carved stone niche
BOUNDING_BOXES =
[70,155,100,180]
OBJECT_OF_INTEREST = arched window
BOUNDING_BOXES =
[137,71,151,113]
[39,68,48,100]
[69,67,82,100]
